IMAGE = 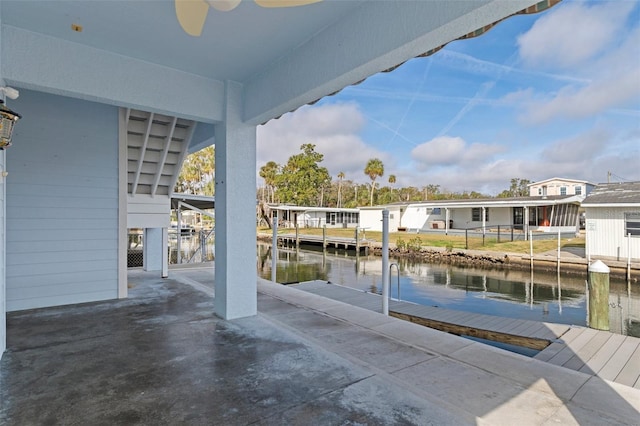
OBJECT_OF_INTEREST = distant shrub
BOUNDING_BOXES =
[407,236,422,252]
[396,237,407,251]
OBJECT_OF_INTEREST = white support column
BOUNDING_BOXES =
[445,208,449,235]
[144,228,164,272]
[162,227,168,278]
[1,150,6,358]
[482,206,486,236]
[214,81,257,320]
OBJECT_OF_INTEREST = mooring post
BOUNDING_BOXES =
[355,227,360,252]
[323,225,327,250]
[271,211,278,283]
[295,222,299,248]
[529,230,533,272]
[557,229,561,273]
[588,260,610,331]
[382,209,390,316]
[627,233,632,283]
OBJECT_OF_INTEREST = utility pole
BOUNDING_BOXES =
[607,171,611,183]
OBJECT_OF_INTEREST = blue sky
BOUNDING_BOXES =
[257,0,640,196]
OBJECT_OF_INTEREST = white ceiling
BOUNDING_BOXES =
[1,0,365,82]
[1,0,546,124]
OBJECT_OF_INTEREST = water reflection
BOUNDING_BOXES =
[257,243,640,337]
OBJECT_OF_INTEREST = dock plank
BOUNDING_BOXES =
[578,333,627,375]
[598,337,640,382]
[493,318,527,333]
[615,343,640,388]
[547,328,600,367]
[518,322,550,339]
[562,332,613,372]
[505,320,539,337]
[292,281,640,389]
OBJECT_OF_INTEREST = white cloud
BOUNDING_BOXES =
[510,6,640,125]
[517,1,635,69]
[410,136,505,168]
[257,103,391,182]
[521,69,640,124]
[411,136,465,165]
[541,127,610,162]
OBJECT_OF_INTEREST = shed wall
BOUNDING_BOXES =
[358,208,400,232]
[6,90,119,311]
[585,207,640,260]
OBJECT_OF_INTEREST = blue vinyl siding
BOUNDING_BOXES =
[6,90,119,311]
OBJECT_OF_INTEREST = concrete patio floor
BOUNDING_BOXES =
[1,265,639,425]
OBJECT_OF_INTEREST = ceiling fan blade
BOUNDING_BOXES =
[175,0,210,37]
[206,0,242,12]
[255,0,322,8]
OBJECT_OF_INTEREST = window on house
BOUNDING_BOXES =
[625,213,640,236]
[575,185,582,195]
[432,208,441,215]
[472,208,488,222]
[560,187,567,195]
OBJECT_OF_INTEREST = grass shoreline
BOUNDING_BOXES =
[257,226,585,255]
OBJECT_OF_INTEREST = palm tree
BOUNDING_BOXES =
[337,171,345,207]
[388,174,396,201]
[259,161,279,203]
[364,158,384,206]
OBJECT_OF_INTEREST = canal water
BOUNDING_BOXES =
[257,242,640,339]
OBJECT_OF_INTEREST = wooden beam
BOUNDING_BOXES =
[131,112,154,195]
[151,116,178,197]
[390,311,551,351]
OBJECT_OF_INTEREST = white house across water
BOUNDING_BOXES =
[359,195,583,235]
[270,205,359,229]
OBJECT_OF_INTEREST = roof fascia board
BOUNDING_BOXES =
[243,0,540,125]
[528,177,593,186]
[406,199,580,209]
[582,204,640,208]
[1,25,224,123]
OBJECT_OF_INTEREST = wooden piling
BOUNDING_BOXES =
[322,225,327,249]
[588,260,610,331]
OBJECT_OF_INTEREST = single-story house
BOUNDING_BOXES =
[582,182,640,260]
[361,195,583,235]
[270,205,359,229]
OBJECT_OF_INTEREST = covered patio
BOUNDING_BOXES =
[1,0,565,355]
[6,1,638,423]
[2,267,639,424]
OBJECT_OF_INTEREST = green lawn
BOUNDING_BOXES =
[257,227,585,255]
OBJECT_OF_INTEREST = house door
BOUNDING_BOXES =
[330,213,336,225]
[513,207,524,230]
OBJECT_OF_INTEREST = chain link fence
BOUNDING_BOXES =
[127,229,215,267]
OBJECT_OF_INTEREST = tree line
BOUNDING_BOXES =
[171,144,531,205]
[258,144,531,207]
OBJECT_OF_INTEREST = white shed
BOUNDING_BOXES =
[582,182,640,260]
[358,205,405,233]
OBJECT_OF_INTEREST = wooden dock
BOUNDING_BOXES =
[291,280,640,389]
[277,233,370,252]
